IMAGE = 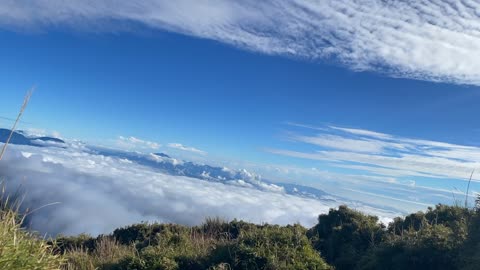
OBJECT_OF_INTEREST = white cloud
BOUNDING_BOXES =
[342,188,432,208]
[167,143,207,155]
[117,136,160,151]
[2,1,480,85]
[329,126,393,140]
[291,134,389,153]
[0,143,399,236]
[20,128,62,139]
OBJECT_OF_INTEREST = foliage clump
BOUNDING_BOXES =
[307,205,385,270]
[308,204,474,270]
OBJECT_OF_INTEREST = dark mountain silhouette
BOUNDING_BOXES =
[0,128,65,147]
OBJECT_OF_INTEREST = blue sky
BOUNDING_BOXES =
[2,1,480,212]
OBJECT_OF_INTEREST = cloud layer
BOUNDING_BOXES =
[0,142,396,236]
[2,1,480,85]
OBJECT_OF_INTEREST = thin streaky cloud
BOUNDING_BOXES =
[269,124,480,183]
[167,143,207,155]
[117,136,161,150]
[343,188,433,208]
[329,126,393,140]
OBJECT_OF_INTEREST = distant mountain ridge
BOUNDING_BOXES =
[0,128,65,147]
[0,128,335,202]
[91,147,336,201]
[153,153,171,158]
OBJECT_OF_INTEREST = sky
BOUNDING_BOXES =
[1,1,480,226]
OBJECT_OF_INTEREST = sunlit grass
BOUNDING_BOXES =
[0,207,64,269]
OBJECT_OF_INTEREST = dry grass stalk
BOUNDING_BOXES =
[465,169,475,208]
[0,88,35,161]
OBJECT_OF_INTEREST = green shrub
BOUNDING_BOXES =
[211,224,330,270]
[307,205,385,270]
[359,224,463,270]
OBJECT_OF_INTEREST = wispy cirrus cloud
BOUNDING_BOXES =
[271,123,480,184]
[290,134,393,153]
[167,143,207,155]
[259,123,480,211]
[2,1,480,85]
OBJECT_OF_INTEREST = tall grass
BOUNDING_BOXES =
[0,88,34,161]
[0,89,65,270]
[0,207,64,269]
[62,237,136,270]
[465,170,475,208]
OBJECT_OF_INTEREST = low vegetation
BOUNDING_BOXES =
[2,202,480,269]
[57,218,330,270]
[0,209,64,270]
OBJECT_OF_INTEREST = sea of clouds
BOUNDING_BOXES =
[0,141,396,236]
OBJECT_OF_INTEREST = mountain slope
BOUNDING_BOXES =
[0,129,65,147]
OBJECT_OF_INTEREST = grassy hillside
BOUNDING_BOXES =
[2,203,480,270]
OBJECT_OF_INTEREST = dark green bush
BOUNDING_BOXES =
[307,205,385,270]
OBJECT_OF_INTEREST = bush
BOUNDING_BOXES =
[359,224,463,270]
[210,224,330,270]
[307,205,385,270]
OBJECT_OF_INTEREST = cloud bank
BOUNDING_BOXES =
[2,1,480,85]
[0,142,396,236]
